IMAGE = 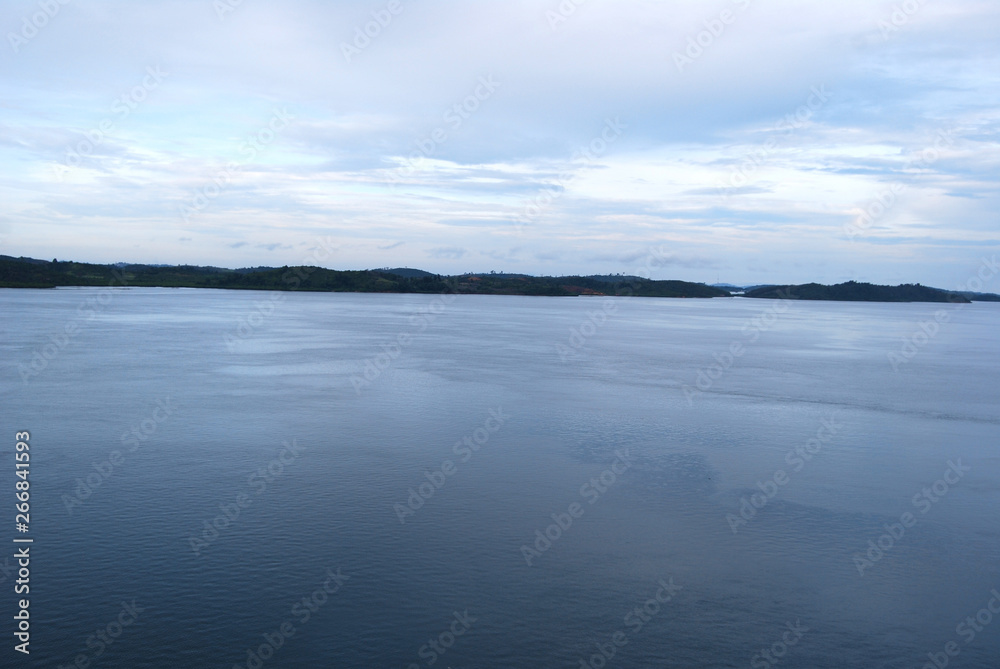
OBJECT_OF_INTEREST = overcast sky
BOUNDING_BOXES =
[1,0,998,286]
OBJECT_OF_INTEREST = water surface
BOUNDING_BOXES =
[1,287,998,668]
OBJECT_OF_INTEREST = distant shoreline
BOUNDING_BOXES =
[2,255,995,303]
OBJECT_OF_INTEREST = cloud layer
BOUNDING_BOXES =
[2,0,998,286]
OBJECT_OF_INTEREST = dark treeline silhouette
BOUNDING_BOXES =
[744,281,972,303]
[0,256,727,298]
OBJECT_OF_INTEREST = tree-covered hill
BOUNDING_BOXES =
[0,256,729,298]
[743,281,971,303]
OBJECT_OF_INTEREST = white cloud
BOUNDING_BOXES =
[0,0,998,285]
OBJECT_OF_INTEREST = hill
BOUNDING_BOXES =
[743,281,970,303]
[375,267,437,278]
[957,291,1000,302]
[0,256,728,298]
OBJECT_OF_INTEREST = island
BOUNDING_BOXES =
[743,281,971,303]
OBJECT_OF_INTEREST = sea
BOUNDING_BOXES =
[1,287,998,668]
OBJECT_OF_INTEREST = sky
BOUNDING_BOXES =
[1,0,998,287]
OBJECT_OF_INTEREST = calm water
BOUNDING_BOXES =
[1,287,998,668]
